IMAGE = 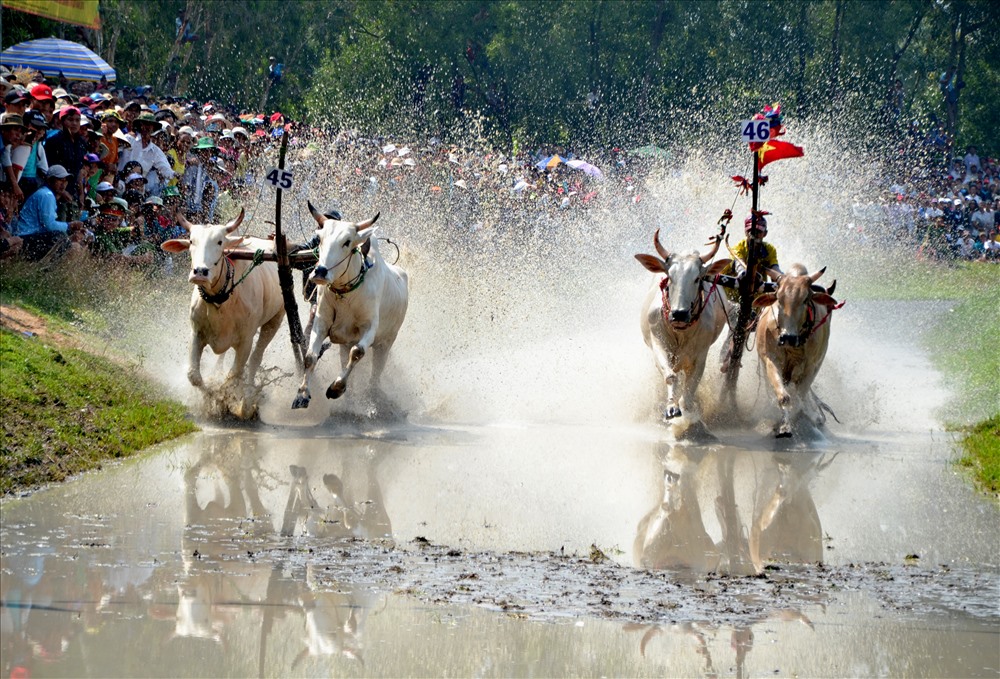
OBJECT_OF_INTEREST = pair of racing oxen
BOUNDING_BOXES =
[162,210,838,437]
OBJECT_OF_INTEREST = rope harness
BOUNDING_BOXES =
[659,274,721,330]
[198,249,266,306]
[324,247,373,297]
[779,297,845,347]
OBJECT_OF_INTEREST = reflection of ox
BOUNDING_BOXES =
[293,203,408,410]
[635,231,730,422]
[753,264,839,437]
[162,209,284,390]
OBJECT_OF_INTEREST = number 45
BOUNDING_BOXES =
[266,168,294,190]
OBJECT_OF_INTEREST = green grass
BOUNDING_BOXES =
[852,260,999,497]
[0,327,197,495]
[956,414,1000,496]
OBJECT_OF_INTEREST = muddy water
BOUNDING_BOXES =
[3,299,999,677]
[4,140,1000,675]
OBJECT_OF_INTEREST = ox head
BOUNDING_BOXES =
[307,201,379,286]
[635,230,729,326]
[752,265,838,347]
[161,209,246,286]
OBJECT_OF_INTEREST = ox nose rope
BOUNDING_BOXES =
[198,249,266,306]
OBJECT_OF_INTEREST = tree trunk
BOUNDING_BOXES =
[828,0,845,116]
[637,0,668,135]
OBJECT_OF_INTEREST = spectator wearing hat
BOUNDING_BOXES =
[122,172,147,208]
[78,153,104,204]
[44,106,90,206]
[121,100,142,131]
[167,130,193,191]
[0,112,28,202]
[95,180,117,205]
[9,164,85,260]
[26,83,56,128]
[17,110,50,199]
[4,87,31,116]
[100,109,125,169]
[117,112,174,198]
[181,135,220,222]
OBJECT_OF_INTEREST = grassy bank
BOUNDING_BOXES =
[0,327,197,495]
[855,260,999,496]
[1,258,196,496]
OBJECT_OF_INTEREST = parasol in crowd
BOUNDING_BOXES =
[566,158,604,179]
[1,37,116,82]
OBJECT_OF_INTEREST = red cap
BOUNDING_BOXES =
[745,215,767,233]
[30,83,54,100]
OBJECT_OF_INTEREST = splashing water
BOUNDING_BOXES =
[130,123,953,432]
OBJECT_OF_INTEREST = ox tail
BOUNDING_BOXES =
[811,390,841,424]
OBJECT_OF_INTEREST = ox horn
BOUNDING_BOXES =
[355,212,380,229]
[224,207,245,234]
[724,234,746,270]
[307,201,326,229]
[700,235,722,263]
[177,211,194,233]
[809,266,827,284]
[653,229,670,261]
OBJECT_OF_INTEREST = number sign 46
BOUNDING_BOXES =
[264,167,294,190]
[740,119,772,143]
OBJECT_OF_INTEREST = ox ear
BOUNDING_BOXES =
[812,293,839,308]
[225,236,246,249]
[752,293,777,308]
[307,201,326,229]
[635,253,666,273]
[224,208,245,234]
[354,226,378,246]
[705,258,732,277]
[161,239,190,253]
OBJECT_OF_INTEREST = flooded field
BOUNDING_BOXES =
[2,296,998,677]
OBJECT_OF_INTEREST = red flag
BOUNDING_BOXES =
[756,140,804,168]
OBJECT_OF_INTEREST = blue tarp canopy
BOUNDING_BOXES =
[1,37,116,82]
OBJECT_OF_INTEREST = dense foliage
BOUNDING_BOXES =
[3,1,997,154]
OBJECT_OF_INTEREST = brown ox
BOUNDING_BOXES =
[635,231,730,423]
[753,264,839,437]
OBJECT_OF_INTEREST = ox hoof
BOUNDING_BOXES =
[775,423,793,438]
[663,405,682,420]
[291,393,311,410]
[326,380,347,400]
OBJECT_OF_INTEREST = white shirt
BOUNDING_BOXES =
[118,135,174,196]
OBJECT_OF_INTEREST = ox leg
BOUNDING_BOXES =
[680,358,708,423]
[292,315,331,410]
[762,357,793,437]
[652,344,682,420]
[188,332,207,388]
[224,337,254,386]
[246,312,283,382]
[327,323,375,400]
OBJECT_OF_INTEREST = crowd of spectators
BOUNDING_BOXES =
[1,64,996,267]
[872,132,1000,262]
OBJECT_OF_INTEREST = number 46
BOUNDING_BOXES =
[740,120,771,143]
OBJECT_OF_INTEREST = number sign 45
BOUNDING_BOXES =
[740,119,772,143]
[264,167,294,190]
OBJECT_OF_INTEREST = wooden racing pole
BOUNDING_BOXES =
[723,148,761,409]
[274,129,306,371]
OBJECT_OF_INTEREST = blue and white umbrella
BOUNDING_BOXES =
[1,37,116,82]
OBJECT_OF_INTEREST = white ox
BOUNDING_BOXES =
[162,208,284,389]
[292,202,408,409]
[635,231,730,423]
[753,264,839,437]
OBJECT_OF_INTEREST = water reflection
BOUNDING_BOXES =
[0,432,395,677]
[629,439,835,676]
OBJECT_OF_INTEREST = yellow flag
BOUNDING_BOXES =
[5,0,101,30]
